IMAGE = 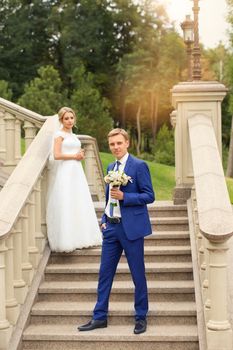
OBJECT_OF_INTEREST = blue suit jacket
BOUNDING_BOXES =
[101,154,155,240]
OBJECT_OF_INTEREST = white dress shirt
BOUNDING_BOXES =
[105,152,129,218]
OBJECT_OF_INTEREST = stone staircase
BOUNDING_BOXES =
[22,201,199,350]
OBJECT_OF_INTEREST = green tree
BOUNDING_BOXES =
[0,0,52,97]
[18,65,67,115]
[70,64,112,149]
[48,0,141,93]
[114,0,185,154]
[0,80,13,100]
[154,124,175,166]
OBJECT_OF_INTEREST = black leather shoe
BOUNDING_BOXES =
[134,319,147,334]
[78,319,107,331]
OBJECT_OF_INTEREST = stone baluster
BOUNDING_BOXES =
[203,237,211,322]
[15,118,22,163]
[21,205,33,286]
[23,120,37,150]
[95,164,105,201]
[34,179,45,254]
[4,111,16,174]
[5,234,19,325]
[206,240,233,350]
[96,169,102,200]
[40,169,48,237]
[84,144,95,195]
[0,240,12,349]
[0,108,6,162]
[13,220,27,304]
[27,192,39,268]
[196,225,205,284]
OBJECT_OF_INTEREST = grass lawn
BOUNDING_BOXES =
[20,142,233,203]
[226,177,233,204]
[100,152,233,203]
[100,152,175,201]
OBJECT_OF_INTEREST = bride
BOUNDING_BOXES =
[46,106,102,252]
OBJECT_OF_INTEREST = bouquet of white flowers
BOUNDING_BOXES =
[104,170,132,187]
[104,170,132,216]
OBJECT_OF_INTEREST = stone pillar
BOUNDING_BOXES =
[27,192,39,268]
[0,108,6,162]
[203,237,211,323]
[0,240,12,350]
[35,179,45,254]
[23,120,37,150]
[206,240,233,349]
[5,235,19,325]
[84,144,95,194]
[15,119,22,163]
[13,220,27,304]
[4,112,16,174]
[21,205,33,286]
[40,169,48,237]
[171,81,227,204]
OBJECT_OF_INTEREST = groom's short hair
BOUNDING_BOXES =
[108,128,129,141]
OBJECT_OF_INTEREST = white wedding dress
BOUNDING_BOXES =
[46,130,102,252]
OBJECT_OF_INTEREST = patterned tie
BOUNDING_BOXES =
[109,161,121,217]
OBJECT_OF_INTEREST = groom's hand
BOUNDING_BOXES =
[110,188,124,200]
[101,223,106,230]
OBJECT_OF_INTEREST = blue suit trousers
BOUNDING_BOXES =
[93,222,148,321]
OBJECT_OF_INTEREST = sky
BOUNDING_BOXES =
[159,0,230,48]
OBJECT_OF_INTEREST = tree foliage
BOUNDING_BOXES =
[0,0,188,154]
[70,64,112,149]
[18,65,67,115]
[0,0,52,97]
[0,80,13,100]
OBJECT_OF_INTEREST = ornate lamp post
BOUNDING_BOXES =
[192,0,202,80]
[181,15,194,81]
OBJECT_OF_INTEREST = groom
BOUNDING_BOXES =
[78,128,155,334]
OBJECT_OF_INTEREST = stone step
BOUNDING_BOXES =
[38,280,195,303]
[22,324,199,350]
[151,217,189,231]
[145,231,190,246]
[49,245,192,264]
[97,217,189,231]
[94,201,188,218]
[30,301,197,326]
[45,262,193,282]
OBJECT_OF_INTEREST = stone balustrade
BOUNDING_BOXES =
[0,114,56,350]
[188,114,233,350]
[78,135,105,201]
[0,99,105,350]
[0,98,46,175]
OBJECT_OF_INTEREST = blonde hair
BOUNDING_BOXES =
[58,107,76,123]
[108,128,129,141]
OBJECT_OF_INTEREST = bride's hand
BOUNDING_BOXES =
[75,149,85,160]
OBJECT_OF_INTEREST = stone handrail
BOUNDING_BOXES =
[0,97,46,126]
[0,115,57,240]
[0,100,105,349]
[0,97,105,199]
[188,113,233,350]
[0,98,47,175]
[0,115,57,350]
